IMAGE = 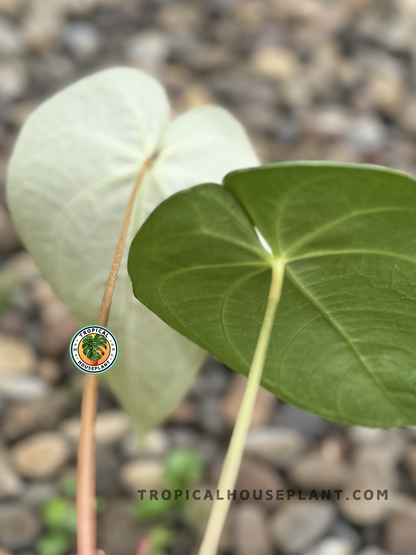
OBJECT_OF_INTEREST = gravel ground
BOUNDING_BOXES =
[1,1,416,555]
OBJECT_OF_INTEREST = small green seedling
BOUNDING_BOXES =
[36,530,74,555]
[133,448,205,522]
[36,476,77,555]
[36,475,105,555]
[133,450,205,555]
[147,526,175,555]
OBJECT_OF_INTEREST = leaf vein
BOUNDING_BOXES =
[284,207,416,258]
[285,267,410,420]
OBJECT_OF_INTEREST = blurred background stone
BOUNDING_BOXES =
[11,432,71,479]
[270,501,336,554]
[0,503,41,550]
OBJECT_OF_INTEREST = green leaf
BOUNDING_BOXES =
[148,526,175,555]
[35,530,73,555]
[128,161,416,428]
[58,474,77,497]
[164,449,205,489]
[6,67,258,436]
[40,496,77,533]
[133,497,173,521]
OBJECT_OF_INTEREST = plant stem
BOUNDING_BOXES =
[198,258,285,555]
[77,159,151,555]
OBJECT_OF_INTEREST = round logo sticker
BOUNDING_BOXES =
[69,325,118,374]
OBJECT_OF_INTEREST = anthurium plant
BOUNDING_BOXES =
[7,67,416,555]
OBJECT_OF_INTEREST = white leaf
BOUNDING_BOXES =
[6,67,259,436]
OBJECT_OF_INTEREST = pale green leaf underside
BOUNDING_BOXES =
[129,161,416,428]
[6,67,259,436]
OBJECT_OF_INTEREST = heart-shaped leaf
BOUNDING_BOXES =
[128,161,416,428]
[6,67,259,436]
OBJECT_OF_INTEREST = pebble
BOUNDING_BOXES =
[1,252,40,287]
[30,278,58,308]
[399,99,416,135]
[198,396,225,435]
[270,501,336,554]
[31,52,75,84]
[1,389,70,440]
[22,482,57,507]
[189,358,229,397]
[305,537,354,555]
[0,19,23,56]
[58,0,96,15]
[0,309,27,336]
[12,432,71,479]
[121,427,170,459]
[221,373,277,428]
[346,116,387,152]
[178,83,214,109]
[0,452,23,499]
[348,426,391,445]
[167,398,198,426]
[288,449,349,490]
[251,46,300,81]
[384,496,416,555]
[169,428,199,450]
[358,548,389,555]
[180,42,234,72]
[403,445,416,488]
[22,8,62,53]
[332,519,362,553]
[0,334,37,382]
[367,71,406,118]
[39,301,79,357]
[0,503,41,550]
[274,403,337,439]
[0,375,49,400]
[61,410,131,448]
[156,2,201,32]
[211,454,284,511]
[124,31,170,75]
[119,458,164,494]
[96,447,120,496]
[98,499,147,555]
[245,427,307,469]
[234,505,273,555]
[35,358,61,385]
[339,445,395,526]
[348,427,407,462]
[63,23,102,62]
[0,0,22,16]
[307,108,351,137]
[59,0,119,17]
[236,102,279,134]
